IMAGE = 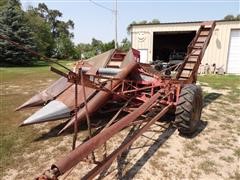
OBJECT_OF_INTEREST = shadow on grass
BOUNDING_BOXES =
[33,121,69,141]
[33,121,96,142]
[33,91,222,178]
[0,61,49,67]
[1,59,75,68]
[96,125,142,180]
[33,91,222,142]
[95,124,176,180]
[203,92,222,107]
[96,93,221,179]
[179,120,208,139]
[33,112,117,142]
[119,125,176,180]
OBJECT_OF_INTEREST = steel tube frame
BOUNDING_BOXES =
[82,103,172,180]
[51,90,166,176]
[59,53,139,133]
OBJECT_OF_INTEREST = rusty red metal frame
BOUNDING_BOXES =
[36,53,181,179]
[0,39,179,179]
[1,21,216,179]
[45,91,173,178]
[82,103,172,180]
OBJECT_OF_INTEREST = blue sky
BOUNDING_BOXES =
[21,0,240,44]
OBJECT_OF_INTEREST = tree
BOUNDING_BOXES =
[127,21,137,35]
[127,19,160,34]
[224,14,235,20]
[91,38,103,49]
[34,3,74,39]
[119,38,131,52]
[76,43,95,59]
[237,15,240,20]
[36,3,49,19]
[34,3,61,38]
[224,14,240,21]
[138,20,148,24]
[75,38,130,60]
[32,3,75,58]
[25,8,54,56]
[0,0,37,65]
[151,19,160,24]
[54,34,75,59]
[102,40,115,52]
[75,39,115,59]
[0,0,8,11]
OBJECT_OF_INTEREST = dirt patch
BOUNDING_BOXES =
[1,76,240,179]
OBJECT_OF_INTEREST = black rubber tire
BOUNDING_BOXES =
[175,84,203,134]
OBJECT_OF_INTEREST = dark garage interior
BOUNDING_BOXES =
[153,31,196,62]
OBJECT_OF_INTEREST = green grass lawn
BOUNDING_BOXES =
[0,60,76,174]
[198,75,240,102]
[0,65,239,178]
[1,60,75,80]
[198,74,240,90]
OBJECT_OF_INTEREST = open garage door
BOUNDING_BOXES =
[153,31,196,63]
[227,29,240,74]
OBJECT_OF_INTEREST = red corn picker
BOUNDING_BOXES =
[1,21,215,179]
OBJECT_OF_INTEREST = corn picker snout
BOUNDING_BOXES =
[1,21,215,179]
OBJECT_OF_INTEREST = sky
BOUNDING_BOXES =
[20,0,240,44]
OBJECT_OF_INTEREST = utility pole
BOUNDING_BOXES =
[114,0,118,49]
[89,0,118,48]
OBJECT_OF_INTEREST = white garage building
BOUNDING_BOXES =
[130,20,240,74]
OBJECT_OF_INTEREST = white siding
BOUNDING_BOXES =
[227,29,240,73]
[202,21,240,72]
[131,21,240,73]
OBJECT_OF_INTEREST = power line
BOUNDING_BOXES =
[89,0,115,13]
[89,0,118,49]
